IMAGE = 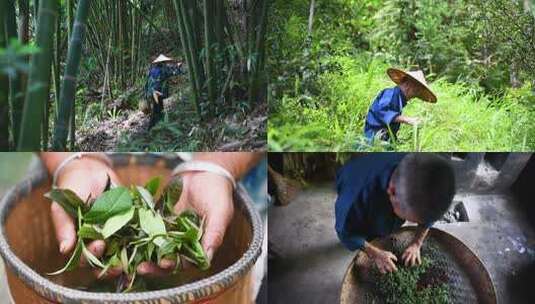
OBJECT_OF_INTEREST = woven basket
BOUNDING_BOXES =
[0,153,263,304]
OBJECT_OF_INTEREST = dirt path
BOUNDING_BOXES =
[76,96,266,151]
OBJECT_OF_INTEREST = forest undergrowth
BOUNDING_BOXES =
[268,0,535,152]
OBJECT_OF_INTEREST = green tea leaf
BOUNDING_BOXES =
[120,247,129,274]
[82,244,105,268]
[139,208,167,247]
[84,187,133,223]
[78,224,103,240]
[136,186,154,209]
[48,239,83,275]
[144,176,161,196]
[98,254,120,279]
[45,189,85,218]
[101,207,135,239]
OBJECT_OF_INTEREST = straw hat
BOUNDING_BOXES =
[387,68,437,103]
[152,54,174,64]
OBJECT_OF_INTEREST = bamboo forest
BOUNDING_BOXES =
[268,0,535,152]
[0,0,268,151]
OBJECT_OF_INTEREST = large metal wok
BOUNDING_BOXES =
[340,227,496,304]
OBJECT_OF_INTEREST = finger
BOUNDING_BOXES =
[387,252,398,262]
[158,258,177,270]
[403,254,410,267]
[410,255,416,267]
[95,266,122,279]
[173,191,189,215]
[80,240,106,267]
[88,240,106,257]
[202,214,229,262]
[137,262,172,277]
[401,251,408,261]
[379,266,386,274]
[51,202,77,255]
[389,260,398,272]
[416,253,421,265]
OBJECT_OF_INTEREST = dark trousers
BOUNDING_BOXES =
[149,95,164,129]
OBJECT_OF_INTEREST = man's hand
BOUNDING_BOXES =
[365,243,398,274]
[402,227,429,267]
[137,152,262,276]
[401,242,422,267]
[395,115,421,126]
[46,156,123,278]
[136,171,234,276]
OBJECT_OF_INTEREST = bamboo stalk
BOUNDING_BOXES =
[5,0,22,149]
[52,0,90,151]
[17,0,58,151]
[174,0,201,117]
[0,1,10,150]
[248,0,269,104]
[203,0,216,108]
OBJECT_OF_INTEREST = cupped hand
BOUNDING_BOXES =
[401,242,422,267]
[371,249,398,274]
[51,158,122,278]
[137,171,234,276]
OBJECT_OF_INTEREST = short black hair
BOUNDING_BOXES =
[391,153,456,223]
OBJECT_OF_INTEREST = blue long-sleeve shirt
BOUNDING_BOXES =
[334,153,433,251]
[364,86,407,141]
[145,64,184,99]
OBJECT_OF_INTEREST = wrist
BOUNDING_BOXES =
[53,153,113,187]
[172,160,237,189]
[363,243,378,257]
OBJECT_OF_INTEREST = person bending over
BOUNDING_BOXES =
[335,153,455,273]
[364,69,437,144]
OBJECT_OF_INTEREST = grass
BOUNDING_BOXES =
[269,54,535,151]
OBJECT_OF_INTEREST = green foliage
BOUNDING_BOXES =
[268,0,535,152]
[269,55,535,151]
[45,178,210,292]
[377,257,450,304]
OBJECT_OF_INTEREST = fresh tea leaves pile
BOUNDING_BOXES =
[44,176,209,292]
[375,257,450,304]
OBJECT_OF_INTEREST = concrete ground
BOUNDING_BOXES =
[268,183,535,304]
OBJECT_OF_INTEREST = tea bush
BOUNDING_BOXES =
[268,0,535,151]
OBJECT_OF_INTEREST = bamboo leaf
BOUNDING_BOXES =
[101,207,135,239]
[84,187,132,223]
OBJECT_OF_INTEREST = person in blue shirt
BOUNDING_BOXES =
[335,153,455,274]
[364,69,437,143]
[144,54,185,129]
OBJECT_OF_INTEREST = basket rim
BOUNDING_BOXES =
[0,153,263,303]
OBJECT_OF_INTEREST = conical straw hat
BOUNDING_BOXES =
[387,68,437,103]
[152,54,174,64]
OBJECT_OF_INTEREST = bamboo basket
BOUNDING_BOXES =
[0,153,263,304]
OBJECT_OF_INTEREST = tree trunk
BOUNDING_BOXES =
[52,0,90,151]
[17,0,58,151]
